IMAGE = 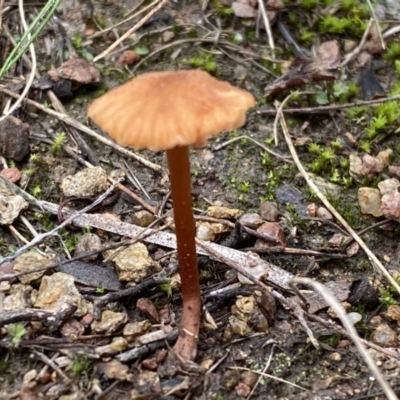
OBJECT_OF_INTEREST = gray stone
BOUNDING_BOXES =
[259,201,279,221]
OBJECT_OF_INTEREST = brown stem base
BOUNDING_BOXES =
[173,297,201,361]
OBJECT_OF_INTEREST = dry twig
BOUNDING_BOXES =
[0,182,119,264]
[258,92,400,115]
[341,18,373,67]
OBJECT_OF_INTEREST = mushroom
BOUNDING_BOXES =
[87,70,255,361]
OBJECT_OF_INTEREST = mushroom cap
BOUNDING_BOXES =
[87,70,255,151]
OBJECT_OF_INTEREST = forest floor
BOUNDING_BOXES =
[1,0,400,399]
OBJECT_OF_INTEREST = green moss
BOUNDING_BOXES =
[7,324,26,348]
[320,332,342,347]
[300,0,319,9]
[239,181,251,193]
[299,30,316,44]
[305,187,319,202]
[309,142,322,154]
[171,24,183,35]
[72,33,83,50]
[395,60,400,76]
[260,151,272,167]
[188,52,217,73]
[246,30,257,42]
[263,170,281,200]
[317,3,368,37]
[51,132,66,156]
[390,81,400,95]
[287,12,300,27]
[94,15,107,29]
[331,81,358,103]
[67,355,92,378]
[211,0,233,16]
[374,101,400,124]
[159,283,173,297]
[331,138,343,150]
[320,16,352,34]
[341,0,359,10]
[187,29,199,38]
[346,105,368,119]
[384,42,400,60]
[379,277,400,306]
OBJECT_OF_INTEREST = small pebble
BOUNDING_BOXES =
[0,167,22,183]
[259,201,279,221]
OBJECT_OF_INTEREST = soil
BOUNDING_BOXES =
[1,0,400,399]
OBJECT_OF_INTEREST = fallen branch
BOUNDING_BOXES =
[0,176,293,290]
[0,304,76,329]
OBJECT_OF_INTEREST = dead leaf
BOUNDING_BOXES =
[47,57,100,84]
[265,41,341,98]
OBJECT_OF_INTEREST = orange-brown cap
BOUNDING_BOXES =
[87,70,255,151]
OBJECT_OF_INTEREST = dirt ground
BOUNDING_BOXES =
[1,0,400,399]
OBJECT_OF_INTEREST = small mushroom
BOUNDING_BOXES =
[87,69,255,361]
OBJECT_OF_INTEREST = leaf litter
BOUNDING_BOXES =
[1,0,400,398]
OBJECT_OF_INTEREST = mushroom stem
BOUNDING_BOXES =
[166,145,201,361]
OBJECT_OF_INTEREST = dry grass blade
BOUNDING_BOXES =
[93,0,169,62]
[290,277,398,400]
[231,366,306,392]
[257,0,275,59]
[341,18,373,67]
[213,134,290,160]
[0,0,36,120]
[88,0,151,39]
[276,94,400,296]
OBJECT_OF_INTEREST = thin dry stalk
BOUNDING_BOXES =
[0,182,119,264]
[8,225,30,244]
[32,350,71,383]
[383,25,400,39]
[0,0,4,30]
[213,134,290,160]
[93,0,169,62]
[0,0,36,120]
[257,0,275,58]
[131,37,219,73]
[231,366,306,391]
[88,0,151,39]
[246,345,276,399]
[258,92,400,115]
[290,277,398,400]
[341,18,373,67]
[275,96,400,296]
